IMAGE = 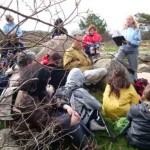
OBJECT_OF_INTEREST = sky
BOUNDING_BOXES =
[0,0,150,34]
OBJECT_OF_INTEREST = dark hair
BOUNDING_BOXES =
[142,84,150,101]
[109,68,131,98]
[54,18,63,26]
[20,63,51,99]
[48,52,62,61]
[17,51,35,67]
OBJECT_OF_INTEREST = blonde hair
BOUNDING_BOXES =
[124,15,138,29]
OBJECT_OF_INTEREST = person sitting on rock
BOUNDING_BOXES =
[102,68,139,121]
[3,14,23,37]
[41,52,69,92]
[127,84,150,150]
[82,24,102,57]
[50,18,68,39]
[5,50,36,87]
[63,32,107,91]
[0,32,25,67]
[57,68,105,131]
[12,64,91,150]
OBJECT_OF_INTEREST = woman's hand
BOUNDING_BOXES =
[122,40,131,44]
[87,42,92,45]
[63,105,81,126]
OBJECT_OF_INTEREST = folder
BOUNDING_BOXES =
[112,36,126,47]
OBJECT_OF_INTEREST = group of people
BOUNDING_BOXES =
[0,14,150,150]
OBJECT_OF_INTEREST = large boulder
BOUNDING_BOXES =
[138,72,150,83]
[138,64,150,73]
[34,35,71,61]
[94,59,132,89]
[139,54,150,62]
[106,59,131,82]
[94,58,112,68]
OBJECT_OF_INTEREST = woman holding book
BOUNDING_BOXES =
[115,15,141,79]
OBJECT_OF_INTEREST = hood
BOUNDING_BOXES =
[139,102,150,121]
[65,68,85,87]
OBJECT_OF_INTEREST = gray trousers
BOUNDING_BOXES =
[115,47,139,79]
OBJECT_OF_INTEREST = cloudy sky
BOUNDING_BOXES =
[0,0,150,33]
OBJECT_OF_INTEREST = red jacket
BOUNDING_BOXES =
[82,32,102,49]
[40,55,50,65]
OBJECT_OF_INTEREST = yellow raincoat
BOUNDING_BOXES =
[63,44,92,71]
[102,84,139,120]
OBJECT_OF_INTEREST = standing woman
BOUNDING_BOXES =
[115,15,141,79]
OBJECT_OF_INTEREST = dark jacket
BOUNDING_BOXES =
[51,27,67,38]
[48,64,69,90]
[12,90,70,138]
[127,101,150,149]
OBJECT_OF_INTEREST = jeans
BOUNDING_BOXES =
[85,43,100,56]
[115,47,139,80]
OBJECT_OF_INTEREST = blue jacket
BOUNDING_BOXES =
[121,26,141,53]
[3,23,23,37]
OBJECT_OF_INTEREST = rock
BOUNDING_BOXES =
[139,54,150,62]
[94,59,112,68]
[0,129,20,150]
[138,64,150,73]
[106,60,131,82]
[95,59,132,89]
[138,72,150,83]
[35,35,71,61]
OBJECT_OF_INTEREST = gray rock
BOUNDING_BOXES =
[106,59,131,81]
[138,64,150,73]
[94,59,112,68]
[139,54,150,62]
[35,35,71,60]
[95,59,132,89]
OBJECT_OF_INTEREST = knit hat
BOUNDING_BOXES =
[5,14,14,21]
[88,24,96,32]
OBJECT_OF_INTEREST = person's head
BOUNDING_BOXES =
[17,51,36,68]
[109,68,131,98]
[7,32,19,44]
[48,52,62,66]
[124,15,138,29]
[72,33,83,50]
[54,18,63,27]
[66,68,85,87]
[20,63,51,99]
[5,14,14,23]
[88,24,96,35]
[142,84,150,101]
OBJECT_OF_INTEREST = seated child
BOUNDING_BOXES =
[12,64,90,149]
[57,68,105,130]
[82,24,102,57]
[127,84,150,150]
[102,68,139,120]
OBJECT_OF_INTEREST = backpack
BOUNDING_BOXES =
[55,86,78,103]
[134,78,149,96]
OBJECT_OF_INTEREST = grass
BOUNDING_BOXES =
[102,40,150,52]
[90,89,138,150]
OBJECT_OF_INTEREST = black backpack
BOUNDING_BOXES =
[54,86,78,103]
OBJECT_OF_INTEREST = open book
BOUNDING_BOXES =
[112,36,126,47]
